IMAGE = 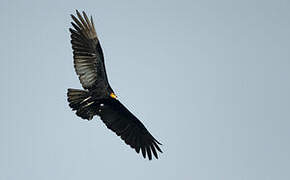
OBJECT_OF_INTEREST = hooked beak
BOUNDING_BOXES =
[110,92,117,99]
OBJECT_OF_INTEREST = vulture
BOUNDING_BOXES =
[67,10,162,160]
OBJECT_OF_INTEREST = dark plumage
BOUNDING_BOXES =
[67,10,162,160]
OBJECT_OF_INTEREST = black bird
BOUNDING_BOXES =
[67,10,162,160]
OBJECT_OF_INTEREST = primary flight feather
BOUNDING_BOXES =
[67,10,162,160]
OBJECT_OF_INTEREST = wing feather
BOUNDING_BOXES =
[70,10,108,90]
[98,98,162,160]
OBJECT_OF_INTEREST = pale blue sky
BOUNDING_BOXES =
[1,0,290,179]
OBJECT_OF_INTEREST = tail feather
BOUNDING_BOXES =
[67,88,96,120]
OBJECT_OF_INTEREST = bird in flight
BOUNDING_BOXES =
[67,10,162,160]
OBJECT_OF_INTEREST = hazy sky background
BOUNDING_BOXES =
[1,0,289,179]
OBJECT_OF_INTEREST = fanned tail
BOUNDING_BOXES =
[67,88,96,120]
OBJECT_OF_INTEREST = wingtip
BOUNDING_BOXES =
[154,137,162,145]
[70,14,75,19]
[82,11,87,17]
[146,147,152,160]
[71,9,80,17]
[69,28,74,33]
[141,147,146,159]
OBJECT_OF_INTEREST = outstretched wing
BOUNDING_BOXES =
[70,10,109,90]
[98,98,162,160]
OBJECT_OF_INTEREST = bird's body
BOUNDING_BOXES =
[67,10,162,160]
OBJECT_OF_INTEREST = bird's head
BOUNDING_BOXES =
[110,92,117,99]
[108,86,117,99]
